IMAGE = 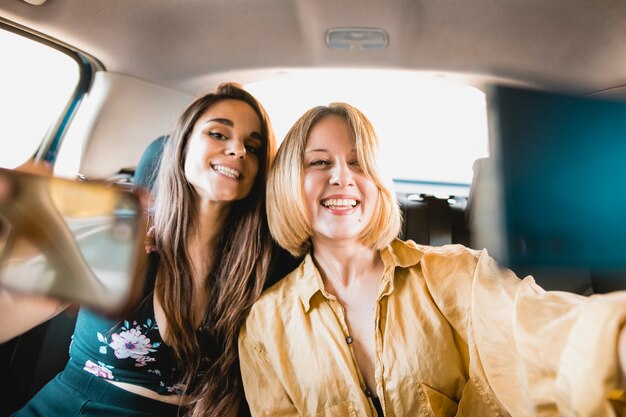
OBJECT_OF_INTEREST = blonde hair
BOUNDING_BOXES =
[267,102,401,256]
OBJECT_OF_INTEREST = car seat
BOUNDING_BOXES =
[467,157,626,294]
[133,135,169,191]
[397,191,470,247]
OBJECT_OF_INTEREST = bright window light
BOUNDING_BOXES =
[246,70,489,187]
[0,28,79,168]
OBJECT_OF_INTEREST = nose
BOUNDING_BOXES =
[225,139,246,160]
[329,162,355,187]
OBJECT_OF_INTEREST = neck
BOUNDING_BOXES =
[311,237,382,288]
[198,199,230,240]
[187,199,231,284]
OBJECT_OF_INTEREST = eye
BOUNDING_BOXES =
[208,131,227,140]
[309,159,330,167]
[245,144,260,155]
[349,160,363,171]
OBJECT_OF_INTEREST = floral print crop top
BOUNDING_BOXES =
[68,254,185,395]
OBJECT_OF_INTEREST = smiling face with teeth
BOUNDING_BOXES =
[303,115,379,246]
[184,99,262,206]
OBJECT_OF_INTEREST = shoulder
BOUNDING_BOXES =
[412,242,525,302]
[397,241,485,300]
[389,238,482,269]
[416,243,519,286]
[415,242,483,269]
[418,241,482,257]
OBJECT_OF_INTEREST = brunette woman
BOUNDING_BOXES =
[3,83,276,417]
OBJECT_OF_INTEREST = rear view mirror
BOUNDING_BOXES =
[0,168,147,313]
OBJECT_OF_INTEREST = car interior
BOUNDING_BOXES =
[2,0,626,414]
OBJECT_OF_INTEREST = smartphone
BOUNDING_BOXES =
[0,168,147,313]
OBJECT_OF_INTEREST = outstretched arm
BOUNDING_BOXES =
[0,289,68,343]
[468,250,626,416]
[0,164,69,343]
[618,327,626,390]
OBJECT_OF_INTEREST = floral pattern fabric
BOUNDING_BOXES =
[98,319,159,364]
[83,359,113,379]
[69,304,184,395]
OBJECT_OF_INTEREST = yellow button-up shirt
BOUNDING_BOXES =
[239,239,626,416]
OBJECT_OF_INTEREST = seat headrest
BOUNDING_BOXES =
[133,135,169,192]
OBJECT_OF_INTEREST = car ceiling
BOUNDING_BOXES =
[2,0,626,95]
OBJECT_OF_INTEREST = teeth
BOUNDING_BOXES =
[321,198,357,209]
[213,165,240,179]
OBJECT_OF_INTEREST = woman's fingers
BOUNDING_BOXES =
[0,172,11,203]
[14,160,53,176]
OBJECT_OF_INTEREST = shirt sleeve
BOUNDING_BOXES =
[469,249,626,416]
[239,313,300,417]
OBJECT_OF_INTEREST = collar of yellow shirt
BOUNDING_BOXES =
[296,238,424,313]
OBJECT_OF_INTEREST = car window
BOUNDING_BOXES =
[0,27,80,168]
[246,70,489,193]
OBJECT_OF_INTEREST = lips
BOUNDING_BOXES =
[320,197,359,211]
[212,164,241,179]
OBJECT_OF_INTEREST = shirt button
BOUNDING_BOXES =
[364,387,372,397]
[345,336,353,344]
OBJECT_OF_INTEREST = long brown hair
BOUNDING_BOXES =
[152,83,276,416]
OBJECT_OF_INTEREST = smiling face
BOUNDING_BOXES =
[184,99,262,205]
[303,115,379,246]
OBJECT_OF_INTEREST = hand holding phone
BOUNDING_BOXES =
[0,168,146,313]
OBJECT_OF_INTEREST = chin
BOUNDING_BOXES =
[317,230,363,242]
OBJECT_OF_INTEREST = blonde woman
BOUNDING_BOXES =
[239,102,626,416]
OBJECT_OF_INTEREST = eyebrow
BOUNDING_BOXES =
[203,118,263,141]
[250,132,263,141]
[304,148,356,153]
[203,117,233,127]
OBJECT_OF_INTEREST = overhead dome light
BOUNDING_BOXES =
[326,27,388,50]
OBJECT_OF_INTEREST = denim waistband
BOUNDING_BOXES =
[61,362,184,415]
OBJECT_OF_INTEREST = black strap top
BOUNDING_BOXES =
[68,253,185,394]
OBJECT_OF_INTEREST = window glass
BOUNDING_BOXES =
[0,28,80,168]
[246,70,488,189]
